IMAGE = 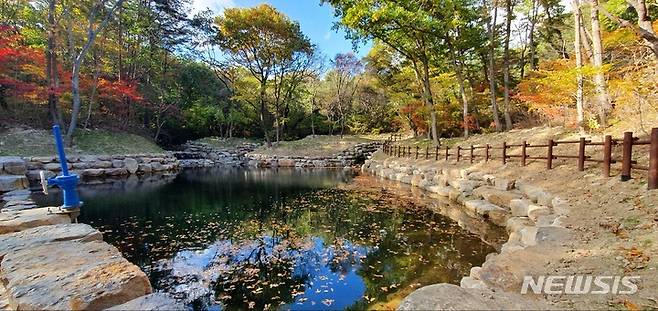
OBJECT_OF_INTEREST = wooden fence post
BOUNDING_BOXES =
[547,139,554,169]
[415,146,419,159]
[578,137,586,171]
[603,135,612,177]
[521,141,527,166]
[457,146,461,162]
[621,132,633,181]
[485,144,490,162]
[408,146,412,158]
[502,142,507,164]
[470,145,474,163]
[445,146,449,161]
[649,128,658,190]
[425,146,429,159]
[435,146,439,161]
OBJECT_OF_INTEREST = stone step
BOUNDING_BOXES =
[1,240,152,310]
[0,207,72,234]
[0,175,28,193]
[0,223,102,260]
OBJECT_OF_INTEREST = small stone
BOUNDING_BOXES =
[72,162,91,170]
[527,205,551,222]
[95,161,113,168]
[112,160,125,168]
[138,163,153,173]
[494,178,516,190]
[509,199,531,217]
[44,162,64,172]
[82,169,105,177]
[428,186,451,197]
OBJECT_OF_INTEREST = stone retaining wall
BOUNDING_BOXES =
[247,142,383,168]
[3,154,180,183]
[175,141,259,168]
[0,157,29,193]
[362,152,570,308]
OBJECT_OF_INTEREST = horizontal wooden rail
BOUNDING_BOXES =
[382,127,658,190]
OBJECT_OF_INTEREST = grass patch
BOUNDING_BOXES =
[0,127,163,156]
[253,135,376,157]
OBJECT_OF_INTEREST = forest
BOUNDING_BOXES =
[0,0,656,147]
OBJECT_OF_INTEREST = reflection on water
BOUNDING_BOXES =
[33,168,499,310]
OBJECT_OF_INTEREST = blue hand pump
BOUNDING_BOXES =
[44,125,82,210]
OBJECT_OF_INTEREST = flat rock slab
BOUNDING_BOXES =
[398,283,554,310]
[105,293,185,310]
[0,223,102,259]
[0,207,71,234]
[1,189,31,202]
[1,240,152,310]
[0,175,28,193]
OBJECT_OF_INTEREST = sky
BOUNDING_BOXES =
[190,0,373,60]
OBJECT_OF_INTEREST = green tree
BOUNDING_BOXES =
[214,4,313,147]
[324,0,448,145]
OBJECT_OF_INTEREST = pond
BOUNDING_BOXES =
[33,168,499,310]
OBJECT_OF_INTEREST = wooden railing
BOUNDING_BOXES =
[382,128,658,190]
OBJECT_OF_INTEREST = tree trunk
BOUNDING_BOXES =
[259,80,272,147]
[523,0,539,76]
[84,53,100,129]
[573,0,585,132]
[311,97,316,137]
[46,0,63,128]
[502,0,514,130]
[413,59,439,145]
[627,0,658,59]
[589,0,610,128]
[448,40,471,138]
[66,0,125,145]
[487,0,502,131]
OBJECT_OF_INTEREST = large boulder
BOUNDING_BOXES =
[1,240,152,310]
[398,283,553,310]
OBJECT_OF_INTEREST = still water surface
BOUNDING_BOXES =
[34,168,497,310]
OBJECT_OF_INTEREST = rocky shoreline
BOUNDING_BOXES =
[175,140,383,169]
[246,142,382,168]
[362,151,571,309]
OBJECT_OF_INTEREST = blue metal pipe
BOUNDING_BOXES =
[53,125,70,176]
[46,125,81,209]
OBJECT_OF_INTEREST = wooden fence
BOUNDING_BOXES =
[383,128,658,190]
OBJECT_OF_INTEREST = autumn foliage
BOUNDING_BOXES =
[0,26,46,101]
